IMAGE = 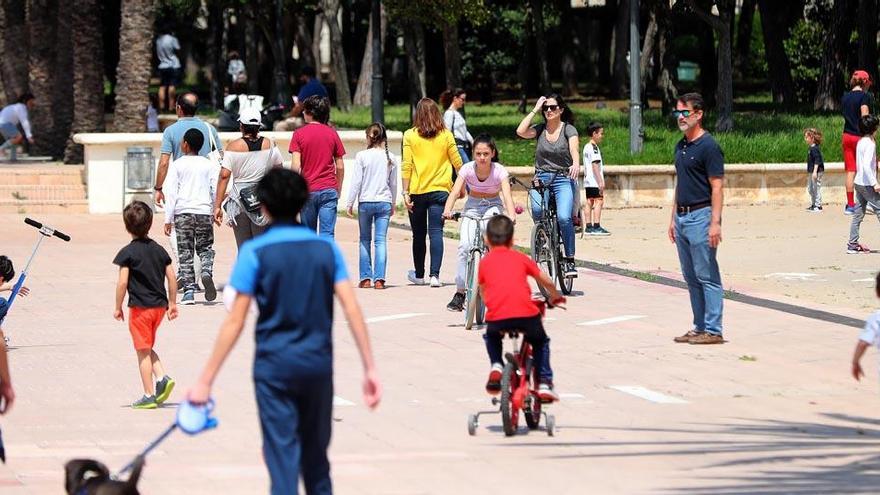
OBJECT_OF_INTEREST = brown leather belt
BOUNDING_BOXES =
[676,202,711,215]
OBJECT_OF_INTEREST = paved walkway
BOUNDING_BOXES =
[0,213,877,494]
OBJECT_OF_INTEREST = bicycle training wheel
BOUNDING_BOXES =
[531,223,556,298]
[524,355,542,430]
[464,250,482,330]
[500,360,519,436]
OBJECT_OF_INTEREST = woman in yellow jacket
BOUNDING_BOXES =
[402,98,464,287]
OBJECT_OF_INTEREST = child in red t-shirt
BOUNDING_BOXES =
[477,215,564,402]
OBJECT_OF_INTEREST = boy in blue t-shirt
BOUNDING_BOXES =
[189,168,381,495]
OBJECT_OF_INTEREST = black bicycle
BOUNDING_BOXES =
[510,175,574,296]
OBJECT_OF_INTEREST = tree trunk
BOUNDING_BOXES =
[208,2,224,108]
[859,0,878,81]
[244,4,260,94]
[63,0,104,164]
[0,0,28,103]
[529,0,550,94]
[757,0,797,106]
[640,8,659,106]
[518,3,534,113]
[558,0,579,97]
[53,0,73,158]
[354,4,385,106]
[598,2,614,85]
[28,0,62,157]
[321,0,351,111]
[113,0,154,132]
[714,0,734,131]
[295,12,315,69]
[656,2,677,114]
[611,0,629,98]
[814,0,855,110]
[734,0,756,78]
[312,13,324,72]
[443,22,462,90]
[404,20,426,111]
[272,0,288,104]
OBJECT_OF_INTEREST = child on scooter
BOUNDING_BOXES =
[478,215,564,402]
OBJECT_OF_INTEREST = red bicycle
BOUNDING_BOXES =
[467,297,564,437]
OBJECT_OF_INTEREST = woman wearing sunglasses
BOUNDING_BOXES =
[515,94,581,278]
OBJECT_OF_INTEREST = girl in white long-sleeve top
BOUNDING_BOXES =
[346,123,399,289]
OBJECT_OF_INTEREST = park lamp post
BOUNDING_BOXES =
[371,0,384,124]
[629,0,643,154]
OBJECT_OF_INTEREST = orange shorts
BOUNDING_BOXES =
[129,307,165,351]
[843,133,860,172]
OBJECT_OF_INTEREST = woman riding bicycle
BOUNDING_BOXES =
[442,135,516,312]
[515,94,580,278]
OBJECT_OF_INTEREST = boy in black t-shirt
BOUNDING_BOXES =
[113,201,179,409]
[804,128,825,212]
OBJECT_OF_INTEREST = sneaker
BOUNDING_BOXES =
[593,226,611,236]
[688,333,724,345]
[563,259,578,278]
[845,204,858,215]
[815,205,823,211]
[406,270,426,286]
[538,382,559,402]
[181,291,195,305]
[154,376,176,404]
[201,274,217,302]
[132,395,158,409]
[847,243,872,254]
[585,224,597,235]
[446,292,465,312]
[430,276,441,288]
[486,363,503,394]
[674,330,703,343]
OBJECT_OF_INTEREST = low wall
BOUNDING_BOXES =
[73,129,836,213]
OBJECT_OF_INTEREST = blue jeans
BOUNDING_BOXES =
[300,188,338,238]
[456,146,470,164]
[674,207,723,335]
[529,172,576,257]
[408,191,448,278]
[358,202,392,282]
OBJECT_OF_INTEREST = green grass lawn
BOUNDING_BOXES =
[332,104,844,166]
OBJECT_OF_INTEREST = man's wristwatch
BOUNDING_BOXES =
[154,186,163,192]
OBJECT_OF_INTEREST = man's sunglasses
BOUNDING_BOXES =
[672,109,696,118]
[542,104,560,112]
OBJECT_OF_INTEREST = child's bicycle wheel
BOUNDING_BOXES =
[464,250,482,330]
[524,361,542,430]
[500,360,520,436]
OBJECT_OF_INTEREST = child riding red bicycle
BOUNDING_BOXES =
[478,215,564,402]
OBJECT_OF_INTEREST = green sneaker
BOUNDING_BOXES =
[155,376,175,404]
[132,395,158,409]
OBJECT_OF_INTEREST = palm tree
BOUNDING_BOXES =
[0,0,29,103]
[64,0,105,163]
[28,0,73,158]
[113,0,154,132]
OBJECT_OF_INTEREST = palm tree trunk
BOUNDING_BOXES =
[443,21,462,90]
[113,0,155,132]
[64,0,104,164]
[321,0,351,111]
[28,0,63,157]
[0,0,29,103]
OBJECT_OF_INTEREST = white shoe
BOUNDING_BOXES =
[430,276,441,288]
[407,270,426,286]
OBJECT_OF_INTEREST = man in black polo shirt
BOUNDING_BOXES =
[668,93,725,345]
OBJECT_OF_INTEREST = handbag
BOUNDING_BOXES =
[238,185,261,213]
[451,112,471,153]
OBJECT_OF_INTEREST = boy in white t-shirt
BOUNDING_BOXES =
[163,128,219,305]
[847,114,880,254]
[852,272,880,381]
[581,122,610,236]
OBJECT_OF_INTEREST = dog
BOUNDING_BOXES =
[64,456,143,495]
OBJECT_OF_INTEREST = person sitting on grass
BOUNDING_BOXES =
[113,201,179,409]
[478,215,564,402]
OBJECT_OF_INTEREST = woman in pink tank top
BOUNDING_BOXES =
[441,135,516,312]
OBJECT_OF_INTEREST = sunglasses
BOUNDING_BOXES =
[672,109,696,118]
[542,104,560,112]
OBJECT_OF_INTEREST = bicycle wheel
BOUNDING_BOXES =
[524,355,542,430]
[500,360,519,436]
[531,223,556,297]
[464,249,482,330]
[552,224,574,295]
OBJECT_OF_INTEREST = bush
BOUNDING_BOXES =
[784,20,824,103]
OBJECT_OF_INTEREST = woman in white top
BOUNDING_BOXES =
[346,123,399,290]
[441,88,474,164]
[848,114,880,253]
[214,108,283,249]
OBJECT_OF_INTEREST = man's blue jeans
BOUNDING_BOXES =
[300,188,338,238]
[674,207,723,335]
[529,172,576,257]
[357,201,392,282]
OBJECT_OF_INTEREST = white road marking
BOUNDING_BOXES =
[609,385,688,404]
[764,272,820,281]
[853,278,875,282]
[558,393,586,399]
[333,396,356,406]
[577,315,646,326]
[366,313,429,323]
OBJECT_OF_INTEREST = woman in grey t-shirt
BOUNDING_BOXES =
[515,93,581,278]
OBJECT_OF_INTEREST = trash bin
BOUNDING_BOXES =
[123,146,155,209]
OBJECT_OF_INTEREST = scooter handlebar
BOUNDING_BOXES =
[24,217,71,241]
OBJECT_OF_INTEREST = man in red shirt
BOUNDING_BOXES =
[289,96,346,238]
[478,215,564,402]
